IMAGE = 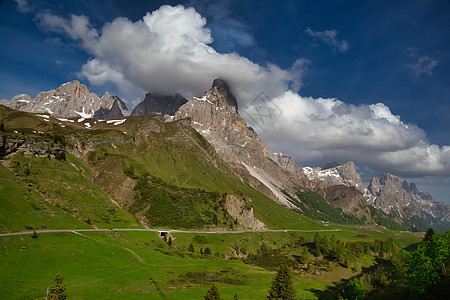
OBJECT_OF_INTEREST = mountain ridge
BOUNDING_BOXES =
[0,81,128,118]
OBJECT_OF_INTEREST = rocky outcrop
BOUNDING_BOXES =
[225,195,265,230]
[131,93,187,116]
[0,81,127,119]
[0,134,64,157]
[365,173,450,223]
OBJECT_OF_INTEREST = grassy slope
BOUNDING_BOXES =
[73,115,321,230]
[0,162,88,233]
[0,151,139,233]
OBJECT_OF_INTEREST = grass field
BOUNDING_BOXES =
[0,228,421,299]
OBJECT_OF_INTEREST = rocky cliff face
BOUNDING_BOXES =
[174,79,304,207]
[0,134,65,158]
[0,81,127,119]
[131,93,187,116]
[365,173,450,223]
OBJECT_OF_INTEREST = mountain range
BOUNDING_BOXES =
[1,79,449,231]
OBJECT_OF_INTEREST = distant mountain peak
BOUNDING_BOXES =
[365,173,449,224]
[0,80,125,119]
[131,92,187,116]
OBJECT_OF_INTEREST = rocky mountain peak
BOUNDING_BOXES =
[0,80,123,119]
[174,78,304,207]
[131,92,187,116]
[303,161,363,192]
[210,78,238,111]
[365,173,449,223]
[379,173,400,186]
[93,96,128,120]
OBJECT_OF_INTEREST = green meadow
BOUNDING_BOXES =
[0,228,421,299]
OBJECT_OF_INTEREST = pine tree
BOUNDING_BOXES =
[167,236,172,247]
[405,231,450,297]
[47,273,67,300]
[341,278,364,300]
[188,243,195,252]
[203,283,223,300]
[267,264,296,299]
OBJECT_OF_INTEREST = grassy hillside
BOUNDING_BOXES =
[0,106,319,231]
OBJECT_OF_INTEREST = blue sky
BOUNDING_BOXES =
[1,0,449,204]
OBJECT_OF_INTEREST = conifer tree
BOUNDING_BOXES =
[47,273,67,300]
[203,283,223,300]
[188,242,194,252]
[267,264,296,299]
[341,278,364,300]
[167,236,172,247]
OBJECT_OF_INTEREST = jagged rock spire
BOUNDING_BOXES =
[211,78,238,111]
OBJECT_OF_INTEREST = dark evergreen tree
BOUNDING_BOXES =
[423,228,434,242]
[167,236,172,247]
[47,273,67,300]
[0,123,4,132]
[203,283,223,300]
[188,243,194,252]
[341,278,364,300]
[267,264,296,299]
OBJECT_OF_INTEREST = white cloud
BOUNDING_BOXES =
[407,55,438,77]
[14,0,31,13]
[244,91,450,177]
[305,27,349,53]
[36,13,99,51]
[36,5,307,105]
[202,1,256,51]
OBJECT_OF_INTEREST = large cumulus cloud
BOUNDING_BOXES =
[36,5,306,105]
[247,91,450,177]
